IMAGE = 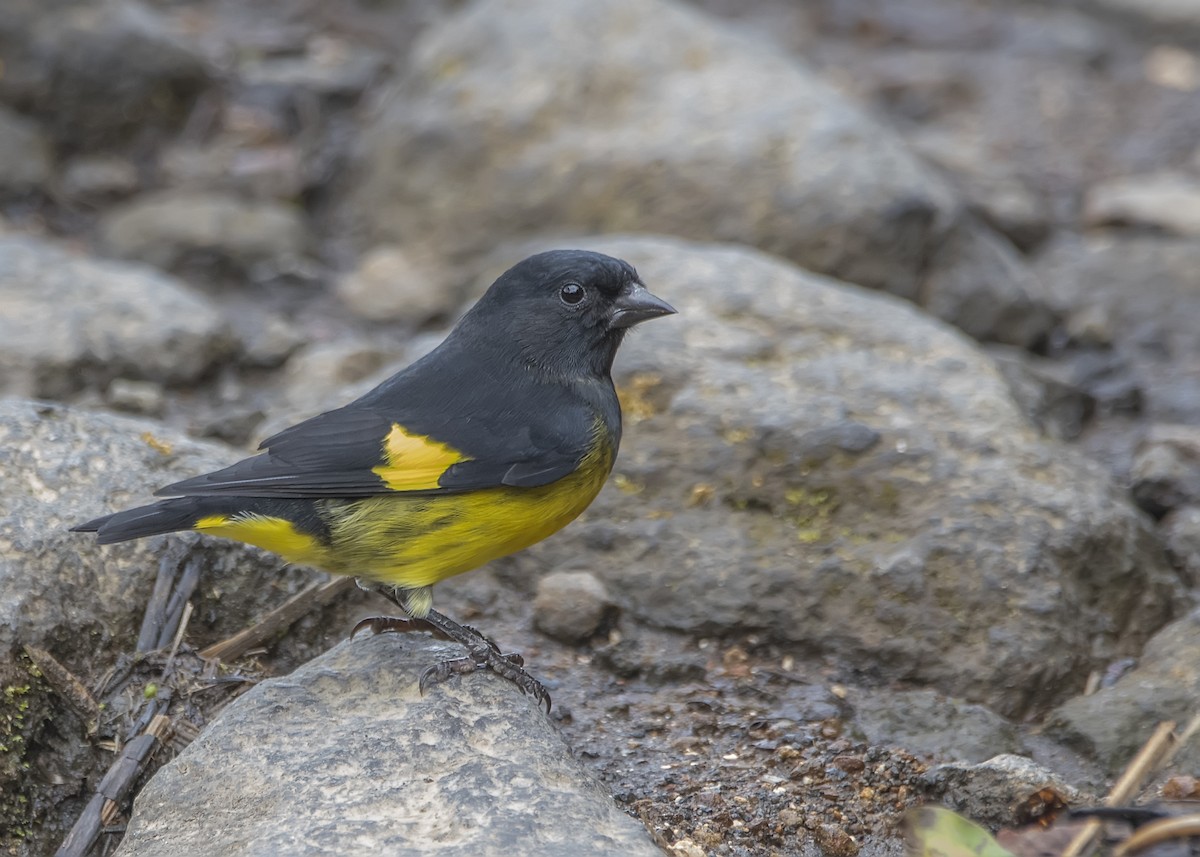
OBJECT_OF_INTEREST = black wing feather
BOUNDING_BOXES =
[154,377,604,500]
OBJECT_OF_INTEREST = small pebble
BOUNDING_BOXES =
[533,570,617,644]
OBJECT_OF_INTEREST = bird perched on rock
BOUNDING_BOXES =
[74,249,675,710]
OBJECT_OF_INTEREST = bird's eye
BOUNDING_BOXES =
[559,283,586,306]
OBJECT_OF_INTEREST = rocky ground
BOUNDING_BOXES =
[2,0,1200,855]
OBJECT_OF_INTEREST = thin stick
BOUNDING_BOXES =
[56,714,173,857]
[1114,814,1200,857]
[199,576,356,662]
[166,601,194,665]
[136,555,178,654]
[155,559,200,650]
[1059,720,1178,857]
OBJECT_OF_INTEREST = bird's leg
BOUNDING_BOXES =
[353,581,551,712]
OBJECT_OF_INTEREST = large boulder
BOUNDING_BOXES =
[0,399,321,853]
[0,234,236,399]
[116,633,663,857]
[0,0,213,152]
[345,0,1054,346]
[490,236,1180,718]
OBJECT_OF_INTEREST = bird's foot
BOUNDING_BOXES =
[356,587,552,712]
[417,642,551,712]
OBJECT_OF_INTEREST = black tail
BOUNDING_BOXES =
[72,497,214,544]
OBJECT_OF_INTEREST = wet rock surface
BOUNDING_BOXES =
[2,0,1200,854]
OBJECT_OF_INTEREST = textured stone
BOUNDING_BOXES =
[347,0,1054,345]
[0,0,213,151]
[0,105,51,191]
[100,190,308,274]
[116,634,662,857]
[0,399,317,849]
[0,235,235,399]
[923,755,1081,829]
[1047,610,1200,772]
[491,235,1179,717]
[337,245,461,324]
[850,690,1023,763]
[533,571,617,644]
[1084,173,1200,237]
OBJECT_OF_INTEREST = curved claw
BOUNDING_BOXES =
[351,615,420,639]
[416,650,550,712]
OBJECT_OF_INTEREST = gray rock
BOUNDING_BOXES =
[1084,173,1200,237]
[240,38,386,99]
[337,245,462,324]
[1047,610,1200,772]
[159,141,307,202]
[61,154,141,200]
[1082,0,1200,38]
[0,105,50,192]
[116,633,662,857]
[1131,424,1200,516]
[346,0,1054,345]
[0,234,235,399]
[100,190,308,275]
[908,130,1051,253]
[1034,236,1200,426]
[988,345,1095,441]
[0,0,213,151]
[923,755,1082,829]
[533,571,617,644]
[494,236,1178,717]
[849,689,1023,763]
[105,378,166,416]
[1162,505,1200,586]
[0,399,318,847]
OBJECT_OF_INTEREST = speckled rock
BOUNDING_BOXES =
[1046,610,1200,773]
[347,0,1054,345]
[0,398,318,851]
[492,235,1179,717]
[923,755,1082,829]
[115,633,663,857]
[0,235,236,399]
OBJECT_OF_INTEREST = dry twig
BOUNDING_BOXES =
[199,576,356,662]
[1059,720,1179,857]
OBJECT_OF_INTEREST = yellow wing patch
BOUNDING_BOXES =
[371,422,470,492]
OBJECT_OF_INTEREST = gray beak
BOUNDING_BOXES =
[609,283,677,329]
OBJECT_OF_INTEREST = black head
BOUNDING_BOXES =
[455,250,675,379]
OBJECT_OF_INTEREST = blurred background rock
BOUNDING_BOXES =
[3,1,1200,855]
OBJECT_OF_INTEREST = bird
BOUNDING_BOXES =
[73,249,675,710]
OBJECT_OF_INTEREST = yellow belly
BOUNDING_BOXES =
[199,443,613,591]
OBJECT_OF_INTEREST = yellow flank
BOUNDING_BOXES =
[371,423,470,491]
[195,514,331,568]
[319,439,615,608]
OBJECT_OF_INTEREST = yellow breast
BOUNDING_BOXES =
[319,440,614,588]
